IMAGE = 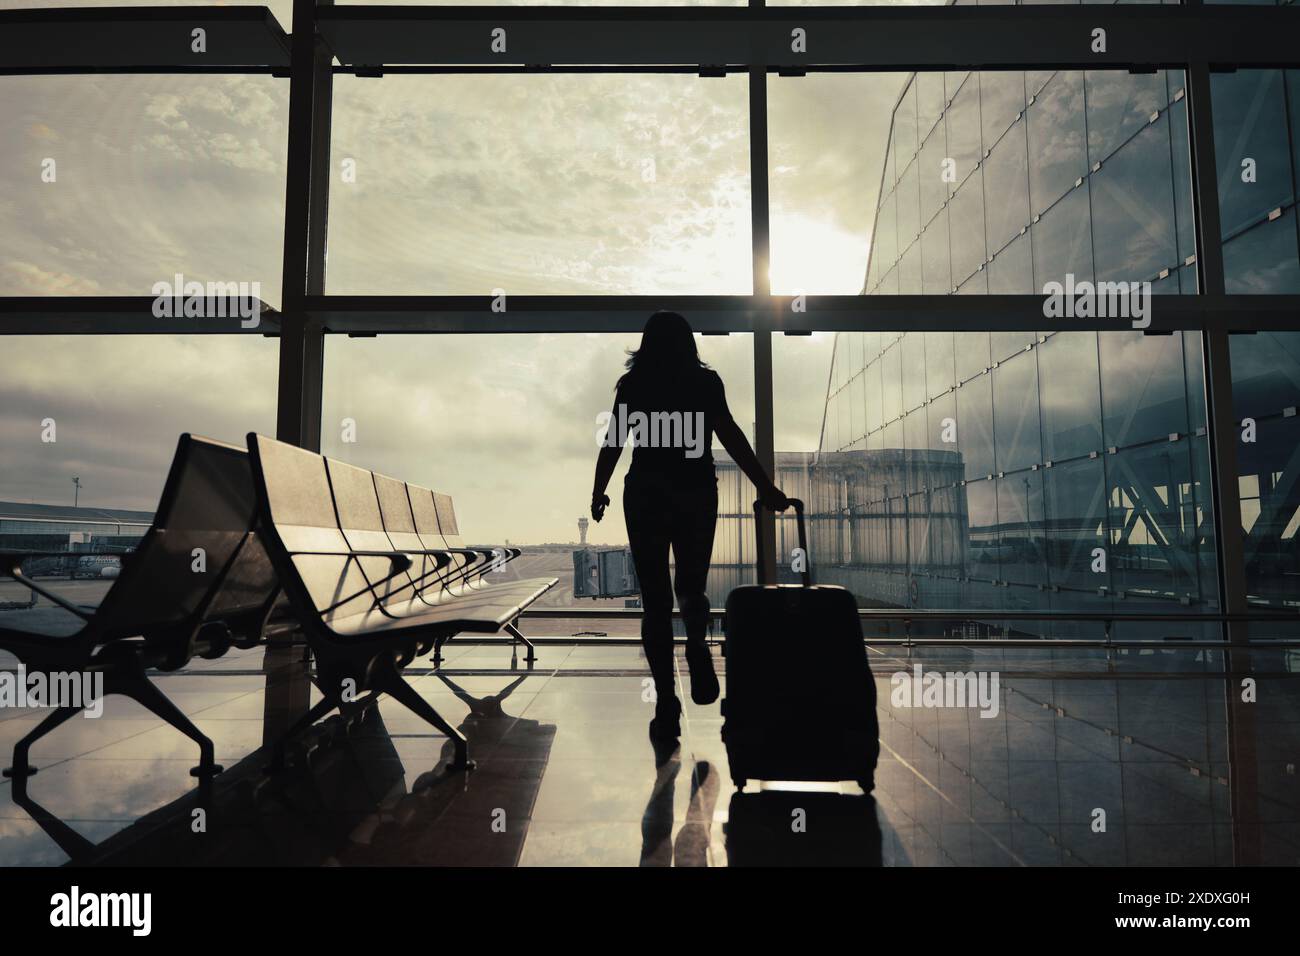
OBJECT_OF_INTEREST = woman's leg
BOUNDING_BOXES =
[670,484,718,644]
[671,484,720,705]
[624,482,677,705]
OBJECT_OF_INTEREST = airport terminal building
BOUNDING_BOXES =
[806,67,1300,628]
[0,501,151,554]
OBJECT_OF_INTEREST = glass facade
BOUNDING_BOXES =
[1211,70,1300,294]
[1211,69,1300,606]
[865,70,1198,296]
[812,329,1219,622]
[1230,332,1300,609]
[814,69,1223,624]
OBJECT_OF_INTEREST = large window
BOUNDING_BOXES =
[5,4,1300,646]
[768,73,896,294]
[328,74,752,295]
[0,74,289,306]
[0,335,277,622]
[321,331,756,610]
[0,335,278,509]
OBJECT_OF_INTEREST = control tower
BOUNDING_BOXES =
[577,516,589,545]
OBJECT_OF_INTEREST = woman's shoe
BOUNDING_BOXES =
[685,642,720,706]
[649,696,682,742]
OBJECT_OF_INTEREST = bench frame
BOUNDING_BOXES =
[248,438,477,771]
[0,435,280,789]
[247,434,560,773]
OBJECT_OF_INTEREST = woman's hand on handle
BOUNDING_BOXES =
[759,483,791,513]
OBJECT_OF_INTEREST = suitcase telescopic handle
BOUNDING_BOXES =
[752,497,809,587]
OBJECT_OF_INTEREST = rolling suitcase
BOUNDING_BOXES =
[721,498,879,792]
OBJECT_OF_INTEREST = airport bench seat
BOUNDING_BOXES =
[246,433,557,771]
[323,454,555,646]
[326,577,556,633]
[323,579,556,638]
[0,434,280,787]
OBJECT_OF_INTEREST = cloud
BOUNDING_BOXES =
[0,261,102,295]
[0,75,289,307]
[0,68,896,544]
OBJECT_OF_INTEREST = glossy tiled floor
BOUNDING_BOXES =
[1,642,1297,866]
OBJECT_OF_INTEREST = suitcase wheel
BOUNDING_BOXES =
[732,777,746,791]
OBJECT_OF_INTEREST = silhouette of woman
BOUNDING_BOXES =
[591,311,789,742]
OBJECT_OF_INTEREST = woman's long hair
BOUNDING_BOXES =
[617,310,709,390]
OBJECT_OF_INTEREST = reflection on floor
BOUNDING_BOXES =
[1,642,1297,866]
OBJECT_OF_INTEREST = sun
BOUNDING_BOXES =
[767,212,870,296]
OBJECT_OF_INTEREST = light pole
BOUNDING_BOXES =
[72,476,81,508]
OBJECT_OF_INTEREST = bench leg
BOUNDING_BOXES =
[3,704,82,787]
[269,695,337,771]
[374,661,474,772]
[504,621,536,668]
[108,667,224,780]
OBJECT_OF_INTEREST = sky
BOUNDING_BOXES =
[0,12,904,544]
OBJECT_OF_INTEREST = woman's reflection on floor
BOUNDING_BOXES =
[640,738,718,867]
[639,736,883,866]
